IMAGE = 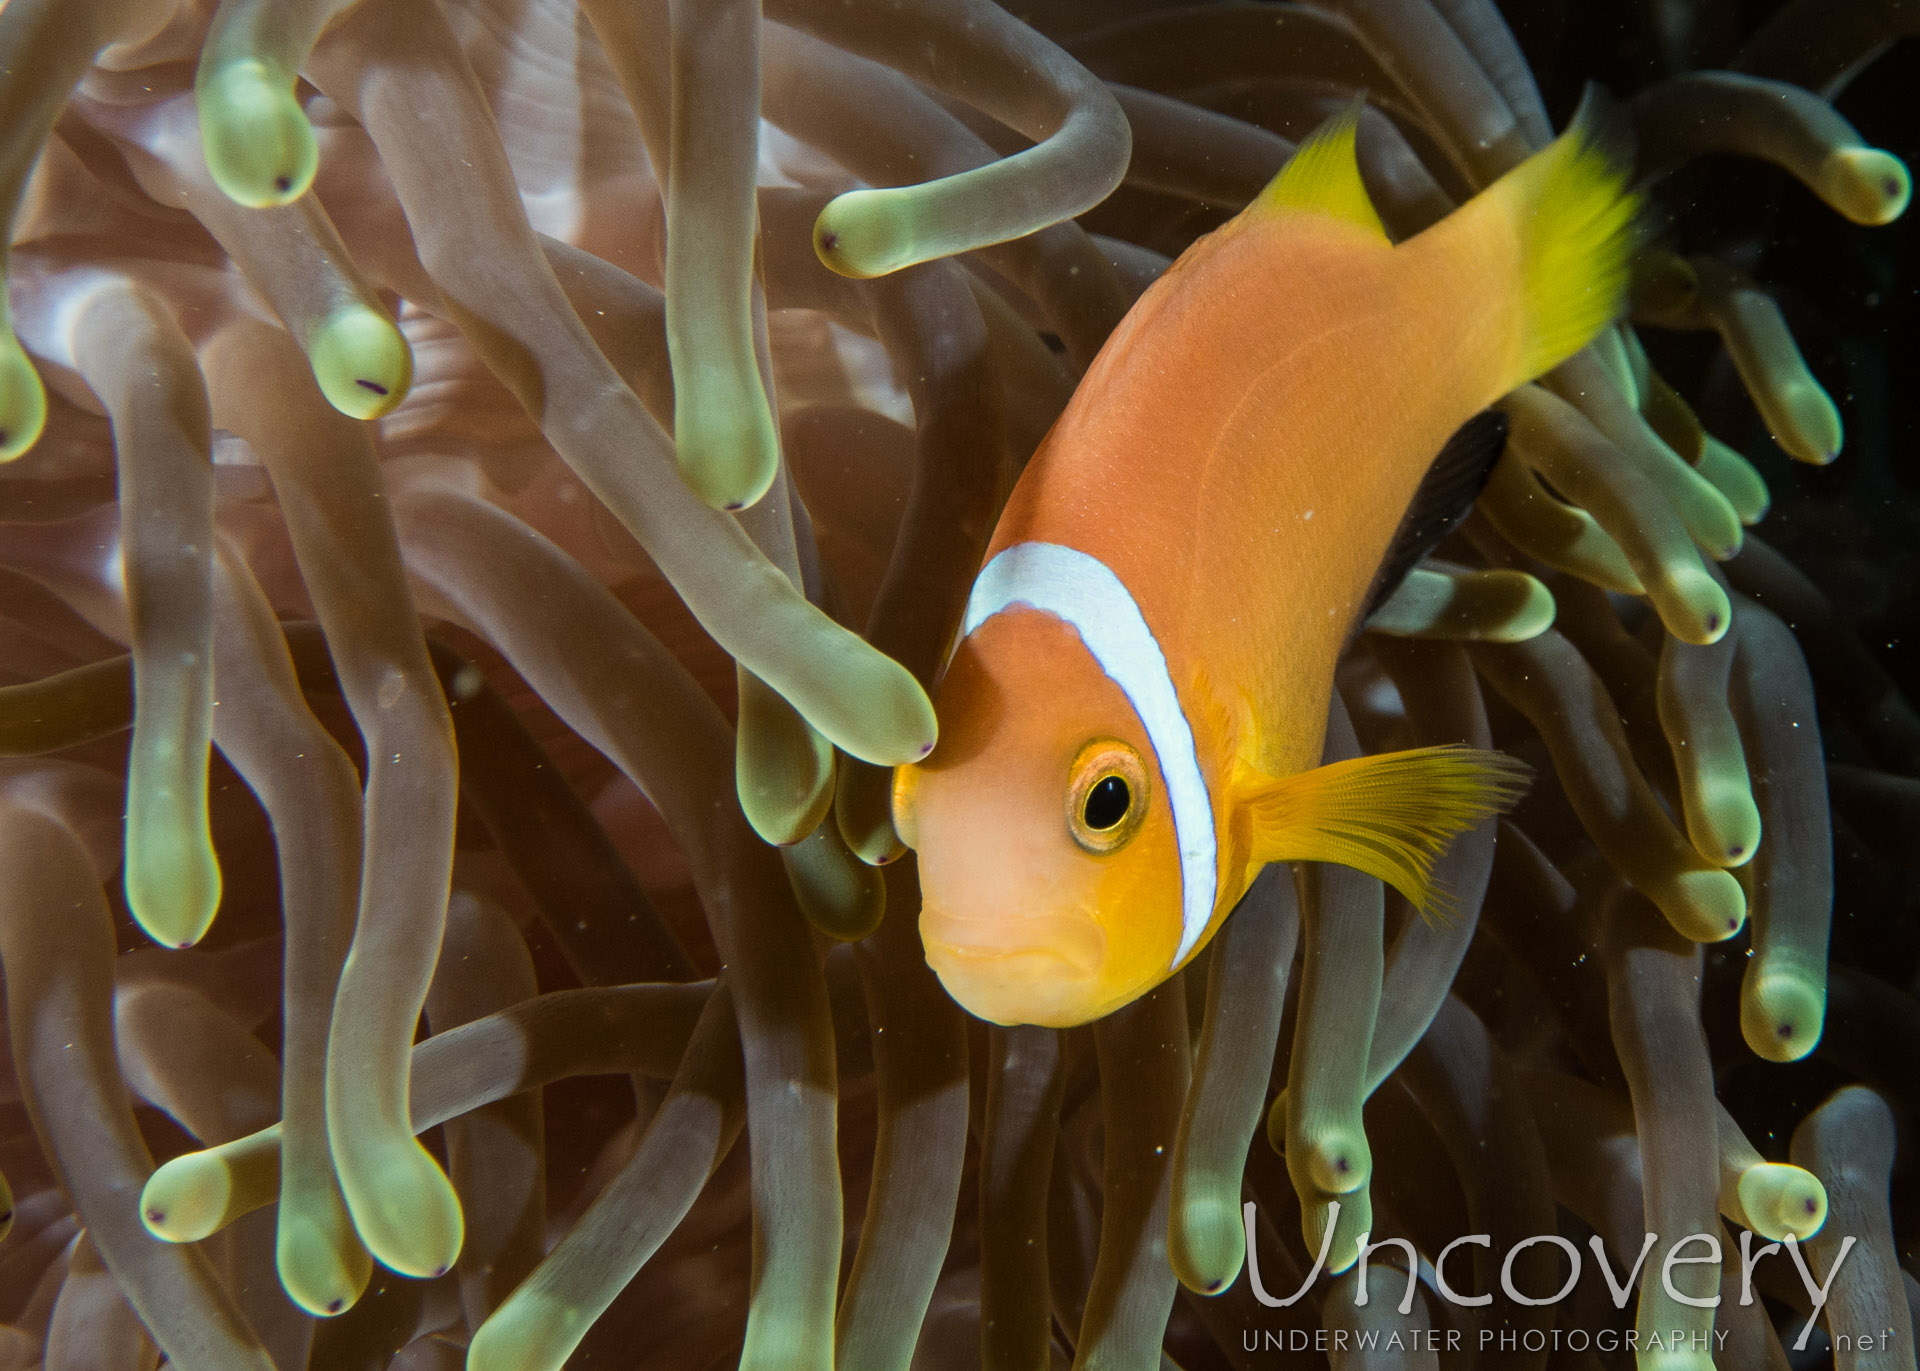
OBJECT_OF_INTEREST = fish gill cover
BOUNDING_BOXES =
[0,0,1913,1368]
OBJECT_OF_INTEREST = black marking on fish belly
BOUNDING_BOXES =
[1360,408,1509,620]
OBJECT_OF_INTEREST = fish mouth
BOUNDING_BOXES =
[919,908,1109,1026]
[919,909,1107,977]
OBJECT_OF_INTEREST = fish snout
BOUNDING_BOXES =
[919,905,1111,1027]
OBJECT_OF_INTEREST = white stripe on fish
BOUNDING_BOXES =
[962,541,1217,966]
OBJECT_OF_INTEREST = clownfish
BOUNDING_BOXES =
[889,95,1642,1028]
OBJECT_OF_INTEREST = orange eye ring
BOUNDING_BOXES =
[1066,739,1149,855]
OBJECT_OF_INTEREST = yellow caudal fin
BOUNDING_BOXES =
[1238,746,1529,917]
[1482,87,1643,382]
[1249,98,1389,241]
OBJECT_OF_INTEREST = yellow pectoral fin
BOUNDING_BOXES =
[1238,745,1530,917]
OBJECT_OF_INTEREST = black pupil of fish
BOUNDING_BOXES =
[1084,775,1131,831]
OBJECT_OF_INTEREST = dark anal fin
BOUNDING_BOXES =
[1361,409,1509,620]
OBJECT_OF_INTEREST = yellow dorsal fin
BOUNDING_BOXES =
[1238,745,1528,917]
[1250,99,1388,240]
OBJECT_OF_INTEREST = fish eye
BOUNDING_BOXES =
[1084,775,1130,830]
[1066,739,1149,855]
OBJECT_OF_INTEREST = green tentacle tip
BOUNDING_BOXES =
[342,1140,464,1278]
[278,1209,373,1317]
[813,190,915,280]
[1308,1189,1371,1276]
[1497,572,1558,642]
[1264,1089,1288,1155]
[1771,380,1843,466]
[1667,567,1732,646]
[1687,776,1761,869]
[1740,969,1824,1062]
[835,759,907,866]
[125,823,222,949]
[1822,147,1911,227]
[140,1153,234,1243]
[470,1291,589,1371]
[1656,866,1746,944]
[198,58,319,208]
[1170,1192,1248,1294]
[802,652,936,768]
[1693,487,1746,563]
[1631,251,1699,319]
[1304,1128,1371,1196]
[782,819,885,941]
[309,304,413,420]
[1366,568,1555,642]
[1698,437,1770,527]
[1441,569,1555,642]
[675,396,779,512]
[1736,1162,1828,1242]
[736,672,834,846]
[0,334,46,462]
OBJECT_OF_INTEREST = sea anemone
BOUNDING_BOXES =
[0,0,1915,1368]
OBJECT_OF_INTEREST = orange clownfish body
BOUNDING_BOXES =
[894,98,1640,1027]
